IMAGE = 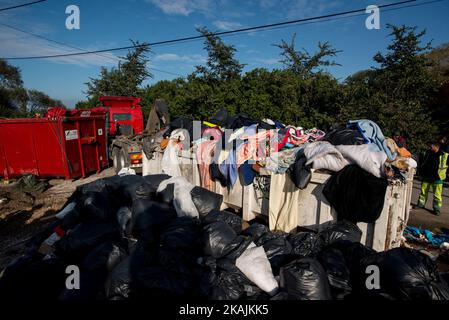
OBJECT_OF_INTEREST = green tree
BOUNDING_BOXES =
[0,58,27,117]
[27,89,64,115]
[194,27,245,82]
[372,24,437,152]
[75,100,94,109]
[426,43,449,138]
[275,34,340,79]
[84,41,152,105]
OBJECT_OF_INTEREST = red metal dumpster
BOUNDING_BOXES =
[0,108,108,180]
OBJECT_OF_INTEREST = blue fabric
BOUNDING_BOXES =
[347,119,397,161]
[243,124,258,137]
[239,161,256,186]
[273,120,285,129]
[219,148,238,187]
[404,226,449,246]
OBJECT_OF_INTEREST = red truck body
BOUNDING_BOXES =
[0,108,108,180]
[99,96,144,137]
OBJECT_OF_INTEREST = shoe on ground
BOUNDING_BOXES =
[414,204,425,209]
[433,209,441,216]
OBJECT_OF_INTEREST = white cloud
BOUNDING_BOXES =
[154,53,207,63]
[213,20,243,31]
[259,0,342,19]
[146,0,214,16]
[254,58,280,65]
[0,26,118,67]
[245,49,260,54]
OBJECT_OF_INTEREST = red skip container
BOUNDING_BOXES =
[0,108,109,180]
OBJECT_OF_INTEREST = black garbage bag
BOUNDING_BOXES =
[61,241,129,300]
[209,258,260,300]
[130,199,176,242]
[242,223,269,242]
[442,273,449,286]
[160,217,202,253]
[261,235,292,275]
[224,236,253,261]
[117,206,132,237]
[142,174,171,194]
[319,220,362,246]
[287,150,312,190]
[210,269,245,300]
[253,229,282,246]
[60,269,107,301]
[164,117,196,141]
[227,113,258,130]
[81,241,128,272]
[191,186,223,218]
[59,206,81,230]
[105,256,132,300]
[356,248,449,300]
[327,240,376,274]
[322,165,388,223]
[270,291,289,300]
[203,221,251,259]
[132,248,204,299]
[133,183,153,200]
[81,191,115,222]
[156,183,174,204]
[0,257,67,301]
[322,126,365,146]
[76,176,121,195]
[288,232,324,258]
[210,162,228,187]
[202,209,242,234]
[248,229,292,273]
[279,258,332,300]
[210,108,229,127]
[24,221,60,255]
[117,175,148,204]
[55,221,119,263]
[318,247,352,300]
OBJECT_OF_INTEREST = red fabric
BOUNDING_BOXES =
[45,107,67,118]
[54,225,66,237]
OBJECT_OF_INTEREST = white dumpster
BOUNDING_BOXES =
[143,151,414,252]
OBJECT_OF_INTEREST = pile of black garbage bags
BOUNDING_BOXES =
[1,174,448,301]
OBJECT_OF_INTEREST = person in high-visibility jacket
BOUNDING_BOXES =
[417,141,448,215]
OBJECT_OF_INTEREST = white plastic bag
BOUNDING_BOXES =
[157,176,199,218]
[236,242,279,294]
[161,141,182,177]
[118,167,136,176]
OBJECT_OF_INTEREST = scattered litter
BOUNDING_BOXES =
[117,167,136,176]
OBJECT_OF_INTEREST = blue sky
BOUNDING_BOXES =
[0,0,448,107]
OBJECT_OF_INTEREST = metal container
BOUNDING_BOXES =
[0,108,108,180]
[142,151,414,251]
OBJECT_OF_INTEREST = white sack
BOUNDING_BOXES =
[304,141,349,172]
[157,176,199,218]
[236,242,279,294]
[161,140,182,177]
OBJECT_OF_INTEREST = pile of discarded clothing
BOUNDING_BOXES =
[143,112,416,231]
[0,173,448,301]
[404,226,449,247]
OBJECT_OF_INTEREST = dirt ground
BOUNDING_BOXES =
[0,168,115,270]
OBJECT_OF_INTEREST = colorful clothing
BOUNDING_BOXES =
[348,119,397,161]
